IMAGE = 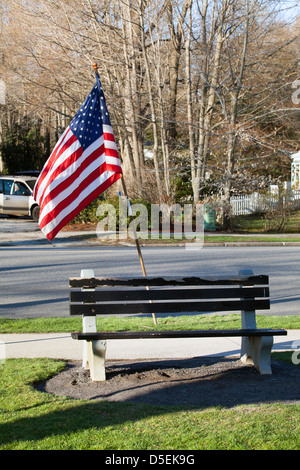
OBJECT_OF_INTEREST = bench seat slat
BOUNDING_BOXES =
[69,275,269,288]
[69,298,270,315]
[71,328,287,340]
[70,286,269,303]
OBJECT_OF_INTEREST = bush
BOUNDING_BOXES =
[71,195,153,230]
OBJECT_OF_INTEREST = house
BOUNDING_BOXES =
[291,151,300,190]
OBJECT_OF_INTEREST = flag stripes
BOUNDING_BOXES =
[33,74,123,242]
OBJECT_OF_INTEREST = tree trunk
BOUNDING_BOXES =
[139,0,163,201]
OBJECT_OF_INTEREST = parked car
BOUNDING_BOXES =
[0,175,40,222]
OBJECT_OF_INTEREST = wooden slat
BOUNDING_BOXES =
[69,275,269,289]
[71,328,287,340]
[70,286,269,303]
[69,298,270,316]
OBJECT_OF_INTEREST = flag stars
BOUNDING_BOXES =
[70,79,113,150]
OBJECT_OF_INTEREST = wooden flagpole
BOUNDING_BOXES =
[93,63,157,325]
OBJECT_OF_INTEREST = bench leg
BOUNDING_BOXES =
[89,340,107,381]
[81,269,97,369]
[83,320,97,369]
[240,335,273,375]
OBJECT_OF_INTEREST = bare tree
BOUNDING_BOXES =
[185,0,233,204]
[1,0,299,212]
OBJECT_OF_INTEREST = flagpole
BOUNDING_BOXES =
[120,175,146,277]
[93,63,157,325]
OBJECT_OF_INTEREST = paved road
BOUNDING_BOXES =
[0,215,39,233]
[0,244,300,318]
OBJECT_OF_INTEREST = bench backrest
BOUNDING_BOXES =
[69,275,270,316]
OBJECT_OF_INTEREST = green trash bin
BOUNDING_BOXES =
[204,204,216,231]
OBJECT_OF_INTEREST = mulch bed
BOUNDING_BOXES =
[37,356,300,408]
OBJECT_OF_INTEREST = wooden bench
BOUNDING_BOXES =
[70,268,287,381]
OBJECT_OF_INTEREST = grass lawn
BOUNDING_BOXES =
[1,315,299,450]
[231,211,300,233]
[204,235,300,243]
[0,314,299,333]
[0,356,299,450]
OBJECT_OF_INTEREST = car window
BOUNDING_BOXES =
[0,179,3,194]
[26,180,36,191]
[3,180,13,195]
[12,181,31,196]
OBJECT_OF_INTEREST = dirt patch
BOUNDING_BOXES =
[38,357,300,408]
[61,223,97,231]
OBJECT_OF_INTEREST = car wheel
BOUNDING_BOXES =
[31,205,40,222]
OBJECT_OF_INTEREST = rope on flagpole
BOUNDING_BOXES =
[93,63,157,325]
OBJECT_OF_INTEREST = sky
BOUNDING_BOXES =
[278,1,300,20]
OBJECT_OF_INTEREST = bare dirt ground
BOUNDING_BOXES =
[38,357,300,408]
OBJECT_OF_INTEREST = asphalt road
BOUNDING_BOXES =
[0,215,39,233]
[0,244,300,318]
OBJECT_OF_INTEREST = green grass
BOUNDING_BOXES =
[1,314,299,333]
[0,356,299,450]
[204,235,300,243]
[1,315,299,449]
[231,211,300,233]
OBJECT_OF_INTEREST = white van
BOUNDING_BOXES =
[0,175,40,222]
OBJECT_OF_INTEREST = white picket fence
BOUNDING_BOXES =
[230,190,300,216]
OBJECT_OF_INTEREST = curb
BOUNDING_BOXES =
[1,231,300,247]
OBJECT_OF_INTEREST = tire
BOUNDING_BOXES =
[31,205,40,222]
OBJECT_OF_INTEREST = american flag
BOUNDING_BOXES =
[33,74,123,241]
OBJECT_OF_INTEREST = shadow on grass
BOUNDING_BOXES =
[0,400,168,447]
[0,356,299,448]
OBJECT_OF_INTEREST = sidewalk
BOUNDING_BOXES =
[2,229,300,247]
[0,221,300,247]
[1,330,299,361]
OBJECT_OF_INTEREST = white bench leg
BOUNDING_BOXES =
[82,317,97,369]
[89,340,107,381]
[238,268,273,374]
[240,335,273,375]
[80,269,97,369]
